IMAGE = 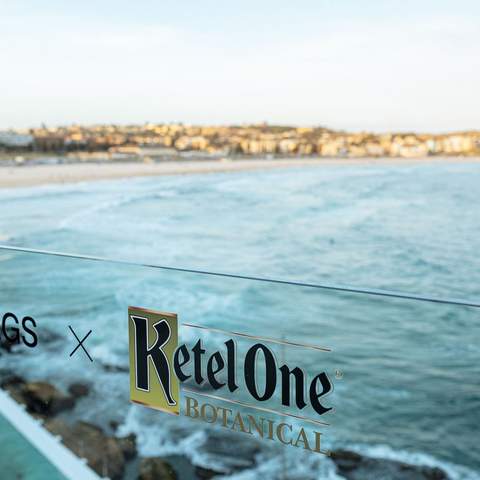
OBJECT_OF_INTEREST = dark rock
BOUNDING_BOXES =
[0,375,25,388]
[68,382,90,398]
[0,328,19,353]
[38,328,64,345]
[22,381,74,415]
[331,450,363,472]
[118,433,137,460]
[109,420,120,431]
[197,431,259,473]
[331,449,449,480]
[195,465,223,479]
[163,455,198,479]
[45,419,135,480]
[2,377,75,416]
[0,375,27,405]
[138,457,177,480]
[100,362,129,373]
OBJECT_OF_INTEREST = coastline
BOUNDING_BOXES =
[0,156,479,189]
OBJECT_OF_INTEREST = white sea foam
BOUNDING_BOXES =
[58,190,177,230]
[116,400,480,480]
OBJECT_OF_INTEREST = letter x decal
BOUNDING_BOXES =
[69,325,93,362]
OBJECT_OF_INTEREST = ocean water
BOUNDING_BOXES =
[0,160,479,479]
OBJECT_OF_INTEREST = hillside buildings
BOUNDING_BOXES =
[1,124,479,158]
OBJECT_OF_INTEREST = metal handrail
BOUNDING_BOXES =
[0,244,478,308]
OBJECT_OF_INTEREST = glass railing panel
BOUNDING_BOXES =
[0,248,478,480]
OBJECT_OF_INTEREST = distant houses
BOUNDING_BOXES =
[1,125,479,158]
[0,131,34,149]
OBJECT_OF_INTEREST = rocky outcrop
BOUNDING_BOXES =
[23,381,75,414]
[1,376,74,416]
[138,457,177,480]
[68,382,90,398]
[194,465,223,479]
[197,431,260,473]
[99,361,129,373]
[0,374,138,479]
[331,450,448,480]
[118,433,137,461]
[45,419,137,480]
[0,375,26,404]
[0,331,16,353]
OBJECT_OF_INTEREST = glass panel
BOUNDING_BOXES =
[0,248,478,480]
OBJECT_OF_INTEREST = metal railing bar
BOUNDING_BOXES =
[0,244,478,308]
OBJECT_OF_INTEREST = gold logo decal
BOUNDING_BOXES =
[128,306,179,415]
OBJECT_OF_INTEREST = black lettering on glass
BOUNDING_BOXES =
[244,343,276,401]
[173,344,191,382]
[309,372,332,415]
[280,365,307,410]
[207,351,226,389]
[192,339,205,385]
[131,315,176,406]
[2,312,20,343]
[21,316,38,348]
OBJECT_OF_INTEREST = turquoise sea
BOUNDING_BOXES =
[0,160,479,479]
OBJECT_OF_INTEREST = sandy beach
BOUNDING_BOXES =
[0,157,478,188]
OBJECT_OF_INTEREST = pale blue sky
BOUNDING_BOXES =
[1,0,479,131]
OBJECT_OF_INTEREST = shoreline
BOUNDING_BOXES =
[0,156,479,189]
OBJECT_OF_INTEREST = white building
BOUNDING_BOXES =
[0,130,34,148]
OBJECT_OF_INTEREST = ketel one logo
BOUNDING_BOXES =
[128,306,335,454]
[129,307,180,414]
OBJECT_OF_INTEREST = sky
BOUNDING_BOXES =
[1,0,479,132]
